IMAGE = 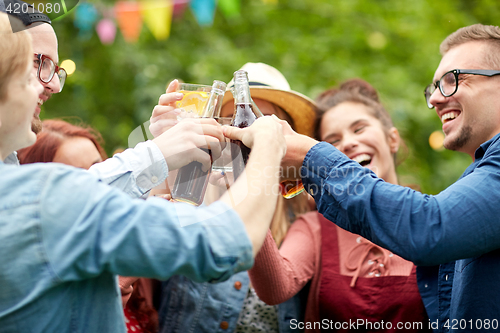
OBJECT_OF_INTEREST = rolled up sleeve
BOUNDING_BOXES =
[88,141,167,198]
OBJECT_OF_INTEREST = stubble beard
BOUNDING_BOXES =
[31,115,42,134]
[32,91,52,134]
[443,125,472,152]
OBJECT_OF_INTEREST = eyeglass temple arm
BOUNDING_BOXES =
[458,69,500,77]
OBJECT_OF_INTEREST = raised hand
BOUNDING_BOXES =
[222,115,286,158]
[149,79,184,138]
[152,118,224,172]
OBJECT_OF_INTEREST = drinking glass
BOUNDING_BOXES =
[175,83,212,119]
[280,180,305,199]
[212,117,233,174]
[170,82,221,206]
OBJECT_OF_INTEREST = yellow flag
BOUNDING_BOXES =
[140,0,173,40]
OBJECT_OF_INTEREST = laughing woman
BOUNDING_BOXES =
[248,79,431,332]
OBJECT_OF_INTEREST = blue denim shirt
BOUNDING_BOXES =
[0,161,253,332]
[158,271,306,333]
[302,134,500,333]
[6,141,168,198]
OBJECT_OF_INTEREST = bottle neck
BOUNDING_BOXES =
[233,71,252,105]
[201,81,227,118]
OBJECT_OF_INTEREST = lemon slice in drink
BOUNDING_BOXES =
[176,91,210,116]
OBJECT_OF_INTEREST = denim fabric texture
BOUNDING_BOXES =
[6,140,168,198]
[0,161,253,332]
[159,271,306,333]
[302,134,500,332]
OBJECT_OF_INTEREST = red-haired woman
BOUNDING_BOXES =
[17,119,106,168]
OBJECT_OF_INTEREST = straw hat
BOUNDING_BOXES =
[221,62,317,137]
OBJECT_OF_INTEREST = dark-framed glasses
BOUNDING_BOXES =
[34,53,67,93]
[424,69,500,109]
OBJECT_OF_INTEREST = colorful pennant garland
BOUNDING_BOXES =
[71,0,273,44]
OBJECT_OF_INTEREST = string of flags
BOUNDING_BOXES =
[72,0,272,44]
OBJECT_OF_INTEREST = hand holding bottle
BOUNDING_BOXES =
[223,115,286,159]
[152,118,224,172]
[149,79,184,137]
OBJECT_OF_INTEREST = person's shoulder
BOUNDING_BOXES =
[0,162,95,209]
[4,162,100,194]
[18,162,93,179]
[293,211,321,230]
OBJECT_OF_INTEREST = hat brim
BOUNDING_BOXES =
[222,87,317,137]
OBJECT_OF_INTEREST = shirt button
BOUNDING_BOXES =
[220,321,229,330]
[445,275,448,281]
[424,284,429,288]
[234,281,242,290]
[309,187,315,196]
[151,176,158,183]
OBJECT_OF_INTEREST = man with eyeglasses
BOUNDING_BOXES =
[281,24,500,332]
[2,0,202,200]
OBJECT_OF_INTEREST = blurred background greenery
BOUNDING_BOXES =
[45,0,499,194]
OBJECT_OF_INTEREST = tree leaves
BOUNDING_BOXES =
[46,0,495,193]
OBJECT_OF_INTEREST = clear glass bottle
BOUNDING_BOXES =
[171,80,227,205]
[230,70,262,180]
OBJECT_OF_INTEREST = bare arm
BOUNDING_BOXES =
[221,116,286,256]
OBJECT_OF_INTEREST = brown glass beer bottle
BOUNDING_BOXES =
[171,80,227,205]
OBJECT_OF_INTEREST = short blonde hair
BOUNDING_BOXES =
[0,13,32,101]
[440,24,500,68]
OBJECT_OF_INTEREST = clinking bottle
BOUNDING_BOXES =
[171,80,227,205]
[230,70,263,181]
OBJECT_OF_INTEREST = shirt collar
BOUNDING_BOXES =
[474,132,500,160]
[3,151,19,165]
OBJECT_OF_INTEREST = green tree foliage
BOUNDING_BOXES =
[46,0,499,194]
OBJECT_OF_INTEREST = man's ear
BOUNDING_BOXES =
[388,127,400,154]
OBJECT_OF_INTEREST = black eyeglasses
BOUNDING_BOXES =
[424,69,500,109]
[34,53,67,93]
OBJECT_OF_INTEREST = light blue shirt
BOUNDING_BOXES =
[7,141,167,198]
[0,160,253,332]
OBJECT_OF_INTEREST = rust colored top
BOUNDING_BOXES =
[249,212,427,333]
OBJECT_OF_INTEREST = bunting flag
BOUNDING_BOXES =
[73,0,277,44]
[74,3,98,37]
[218,0,240,18]
[115,1,142,43]
[172,0,189,18]
[96,18,116,45]
[140,0,173,40]
[189,0,216,26]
